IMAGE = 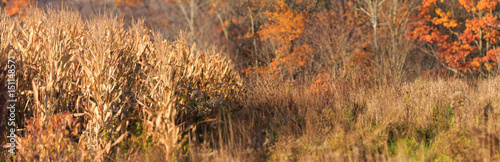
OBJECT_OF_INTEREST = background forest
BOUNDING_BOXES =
[1,0,500,161]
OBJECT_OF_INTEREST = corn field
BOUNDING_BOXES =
[1,7,241,161]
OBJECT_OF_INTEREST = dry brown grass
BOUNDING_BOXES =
[261,76,500,161]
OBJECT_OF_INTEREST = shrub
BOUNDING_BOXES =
[16,112,87,161]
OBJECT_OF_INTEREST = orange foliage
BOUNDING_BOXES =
[115,0,143,8]
[2,0,35,15]
[411,0,500,72]
[308,71,335,95]
[17,112,84,160]
[256,0,311,78]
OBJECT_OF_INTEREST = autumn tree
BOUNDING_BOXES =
[353,0,416,84]
[2,0,35,15]
[411,0,500,76]
[302,1,372,81]
[249,0,317,80]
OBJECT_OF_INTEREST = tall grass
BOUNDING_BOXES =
[0,7,242,161]
[260,76,500,161]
